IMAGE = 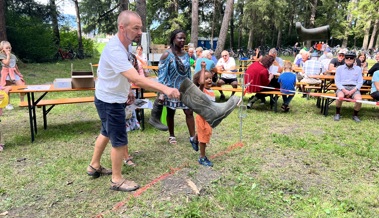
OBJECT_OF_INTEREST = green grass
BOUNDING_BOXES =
[1,57,379,217]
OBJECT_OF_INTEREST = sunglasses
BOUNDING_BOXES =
[222,55,228,57]
[345,56,355,60]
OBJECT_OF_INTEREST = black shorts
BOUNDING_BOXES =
[220,77,237,84]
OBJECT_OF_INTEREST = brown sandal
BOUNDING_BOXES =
[110,179,140,192]
[87,165,112,178]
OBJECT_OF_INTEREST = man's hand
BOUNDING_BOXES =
[126,91,135,105]
[163,87,180,100]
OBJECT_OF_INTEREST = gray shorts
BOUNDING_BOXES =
[336,85,361,98]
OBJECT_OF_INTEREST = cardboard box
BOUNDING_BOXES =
[71,71,95,88]
[53,78,72,89]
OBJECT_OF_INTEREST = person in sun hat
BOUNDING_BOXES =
[329,48,347,71]
[334,50,363,122]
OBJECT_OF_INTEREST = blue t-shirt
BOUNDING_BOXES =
[194,58,215,74]
[278,72,296,94]
[371,70,379,93]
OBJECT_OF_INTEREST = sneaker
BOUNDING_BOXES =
[198,156,213,167]
[352,116,361,123]
[0,144,4,152]
[219,94,226,101]
[5,104,14,110]
[190,138,199,151]
[334,114,340,121]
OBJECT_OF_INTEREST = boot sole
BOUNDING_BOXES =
[148,119,168,131]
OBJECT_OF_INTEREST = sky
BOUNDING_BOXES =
[36,0,76,15]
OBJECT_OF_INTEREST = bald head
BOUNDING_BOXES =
[117,10,141,30]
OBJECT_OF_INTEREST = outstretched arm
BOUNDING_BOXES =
[199,61,206,91]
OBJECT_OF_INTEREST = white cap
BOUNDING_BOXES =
[338,48,347,54]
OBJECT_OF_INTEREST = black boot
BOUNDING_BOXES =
[247,96,258,109]
[179,78,240,128]
[148,98,168,131]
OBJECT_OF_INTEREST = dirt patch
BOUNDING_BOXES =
[256,147,333,193]
[159,167,221,199]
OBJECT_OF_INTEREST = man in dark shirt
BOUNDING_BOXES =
[329,48,347,71]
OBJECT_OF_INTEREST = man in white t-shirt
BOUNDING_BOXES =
[216,50,237,100]
[87,10,180,192]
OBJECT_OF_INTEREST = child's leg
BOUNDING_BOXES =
[199,142,206,158]
[9,69,16,81]
[1,69,8,87]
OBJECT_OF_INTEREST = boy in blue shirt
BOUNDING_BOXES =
[278,61,296,112]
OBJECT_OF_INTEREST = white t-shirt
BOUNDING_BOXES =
[95,36,134,103]
[216,57,237,79]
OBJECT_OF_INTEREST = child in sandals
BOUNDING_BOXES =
[192,62,215,167]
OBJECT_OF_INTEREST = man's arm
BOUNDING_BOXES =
[122,68,179,99]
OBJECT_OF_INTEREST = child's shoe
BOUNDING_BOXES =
[198,156,213,167]
[5,104,14,110]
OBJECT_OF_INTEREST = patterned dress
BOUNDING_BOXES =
[158,51,191,109]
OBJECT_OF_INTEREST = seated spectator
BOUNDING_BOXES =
[195,47,203,59]
[299,51,325,97]
[370,70,379,101]
[355,51,368,71]
[321,53,334,74]
[209,49,218,65]
[295,49,308,67]
[0,40,26,110]
[319,46,331,61]
[329,48,347,71]
[334,51,363,122]
[244,55,275,108]
[278,61,296,112]
[188,47,196,67]
[368,52,379,77]
[216,50,237,101]
[134,45,148,77]
[194,50,217,85]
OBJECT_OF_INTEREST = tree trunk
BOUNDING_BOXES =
[230,9,234,50]
[276,29,282,49]
[368,19,379,49]
[50,0,60,47]
[136,0,147,32]
[215,0,233,58]
[342,0,357,48]
[190,0,199,47]
[210,0,217,50]
[362,19,372,50]
[309,0,317,28]
[247,28,254,50]
[120,0,129,11]
[73,0,83,58]
[0,0,7,41]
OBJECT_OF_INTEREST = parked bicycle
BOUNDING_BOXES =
[55,48,76,60]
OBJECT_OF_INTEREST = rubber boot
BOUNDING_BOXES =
[179,78,240,128]
[148,98,168,131]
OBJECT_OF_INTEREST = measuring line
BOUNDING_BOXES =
[93,142,245,218]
